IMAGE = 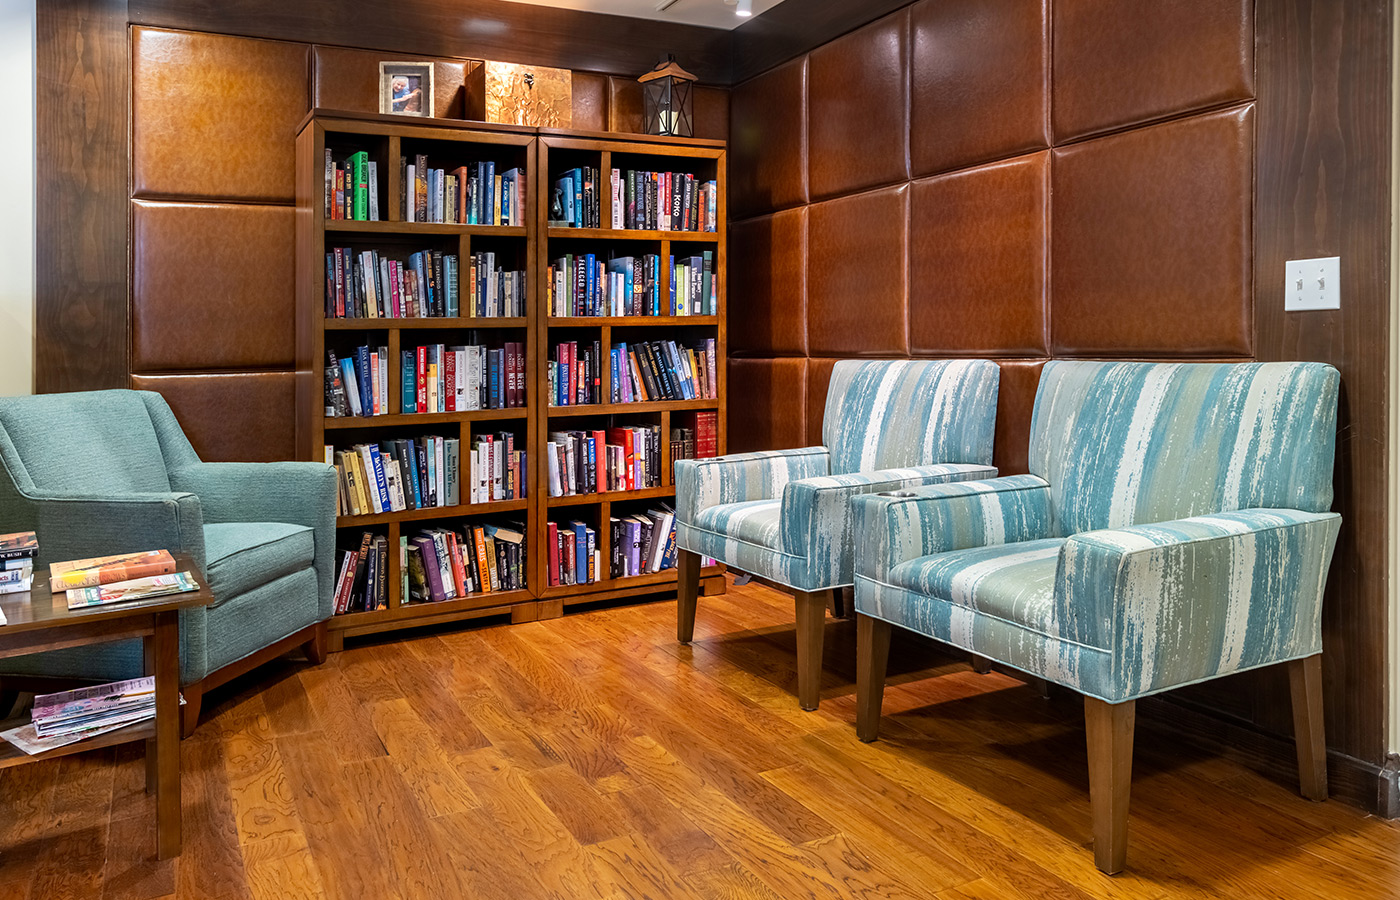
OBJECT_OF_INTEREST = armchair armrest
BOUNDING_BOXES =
[31,490,206,572]
[675,447,829,525]
[170,462,338,619]
[1055,508,1342,701]
[852,474,1056,583]
[781,463,997,587]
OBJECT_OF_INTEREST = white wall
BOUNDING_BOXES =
[0,0,34,396]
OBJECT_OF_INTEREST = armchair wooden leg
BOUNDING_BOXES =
[303,620,330,665]
[180,681,204,740]
[856,614,892,742]
[1288,654,1328,802]
[829,587,850,619]
[794,590,829,711]
[1085,697,1135,875]
[970,654,993,675]
[676,549,701,643]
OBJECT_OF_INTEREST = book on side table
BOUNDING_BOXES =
[0,531,38,599]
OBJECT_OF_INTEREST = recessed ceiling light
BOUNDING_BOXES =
[736,0,752,16]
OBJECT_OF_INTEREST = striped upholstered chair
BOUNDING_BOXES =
[851,360,1341,873]
[674,359,1000,709]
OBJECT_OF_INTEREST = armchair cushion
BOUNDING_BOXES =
[204,522,316,605]
[886,538,1064,636]
[693,499,783,552]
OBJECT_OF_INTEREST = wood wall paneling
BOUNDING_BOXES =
[35,0,130,392]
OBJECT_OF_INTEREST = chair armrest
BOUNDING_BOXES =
[781,463,997,587]
[1055,508,1342,701]
[29,490,207,573]
[171,462,338,620]
[852,475,1056,583]
[675,447,830,525]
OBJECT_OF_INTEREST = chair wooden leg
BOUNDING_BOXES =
[970,654,993,675]
[856,614,892,742]
[1032,677,1051,699]
[303,620,330,665]
[179,681,204,740]
[794,590,828,711]
[676,549,701,643]
[829,587,850,619]
[1288,654,1328,802]
[1085,697,1135,875]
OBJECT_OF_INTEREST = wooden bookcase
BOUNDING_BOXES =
[295,111,725,650]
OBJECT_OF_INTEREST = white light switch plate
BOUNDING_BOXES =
[1284,256,1340,311]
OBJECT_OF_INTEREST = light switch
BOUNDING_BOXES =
[1284,256,1340,311]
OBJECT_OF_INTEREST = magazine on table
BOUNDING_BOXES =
[66,571,199,611]
[49,549,177,591]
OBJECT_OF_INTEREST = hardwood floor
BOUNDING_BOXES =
[1,575,1398,899]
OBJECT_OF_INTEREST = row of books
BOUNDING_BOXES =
[332,437,462,517]
[610,169,718,233]
[546,425,663,498]
[673,411,720,464]
[408,522,526,603]
[326,248,457,319]
[611,339,717,403]
[548,166,603,228]
[549,340,602,406]
[401,155,524,226]
[400,342,526,413]
[0,530,37,596]
[468,433,527,504]
[546,251,715,317]
[608,508,678,579]
[324,150,380,221]
[548,519,601,586]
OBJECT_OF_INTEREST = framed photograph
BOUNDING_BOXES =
[379,62,434,117]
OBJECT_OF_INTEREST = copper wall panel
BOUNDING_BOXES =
[131,372,296,463]
[1053,0,1254,142]
[909,152,1048,356]
[729,208,807,357]
[693,86,730,142]
[729,57,808,218]
[806,185,909,357]
[909,0,1049,177]
[1052,106,1253,357]
[312,46,473,119]
[727,358,807,452]
[807,10,910,200]
[571,71,608,131]
[804,357,840,447]
[131,201,295,372]
[991,360,1046,476]
[132,27,309,202]
[607,75,644,134]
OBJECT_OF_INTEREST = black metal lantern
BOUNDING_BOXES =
[639,55,697,137]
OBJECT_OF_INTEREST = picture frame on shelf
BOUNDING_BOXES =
[379,62,434,117]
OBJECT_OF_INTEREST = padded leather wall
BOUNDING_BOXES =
[130,26,726,462]
[729,0,1256,476]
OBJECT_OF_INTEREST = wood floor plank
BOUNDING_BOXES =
[221,714,302,844]
[368,697,480,816]
[102,808,175,900]
[613,782,735,877]
[296,664,386,762]
[524,763,630,845]
[26,751,118,900]
[588,831,711,900]
[240,832,329,900]
[174,738,253,900]
[687,861,786,900]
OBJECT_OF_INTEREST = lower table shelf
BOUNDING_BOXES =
[0,718,155,771]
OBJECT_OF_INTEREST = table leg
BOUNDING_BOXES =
[143,635,157,794]
[151,610,182,858]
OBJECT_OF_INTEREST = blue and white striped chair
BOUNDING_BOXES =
[675,359,1000,709]
[851,360,1341,873]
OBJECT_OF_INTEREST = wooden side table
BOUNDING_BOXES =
[0,554,214,859]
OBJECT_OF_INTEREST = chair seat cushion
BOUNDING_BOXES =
[693,499,785,553]
[887,538,1065,636]
[204,522,316,604]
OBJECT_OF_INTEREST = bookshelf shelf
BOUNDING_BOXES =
[298,111,725,649]
[324,317,529,330]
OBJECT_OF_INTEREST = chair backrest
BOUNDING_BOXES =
[1029,360,1339,536]
[821,359,999,476]
[0,390,173,495]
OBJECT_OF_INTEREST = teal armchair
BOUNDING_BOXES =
[851,361,1341,873]
[0,390,336,735]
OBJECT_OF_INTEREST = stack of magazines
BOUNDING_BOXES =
[0,531,37,596]
[0,677,163,755]
[47,550,198,611]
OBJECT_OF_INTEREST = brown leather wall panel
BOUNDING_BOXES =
[909,0,1049,177]
[131,372,296,463]
[804,357,841,447]
[729,57,808,218]
[571,72,609,131]
[1052,106,1253,357]
[607,75,644,134]
[729,209,807,357]
[909,152,1048,356]
[1053,0,1254,142]
[991,360,1046,476]
[807,185,909,357]
[727,358,807,453]
[693,86,730,142]
[132,28,310,202]
[132,201,295,372]
[312,46,473,119]
[807,10,910,200]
